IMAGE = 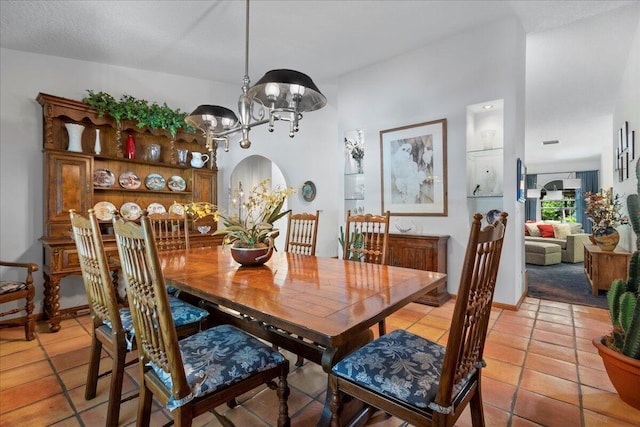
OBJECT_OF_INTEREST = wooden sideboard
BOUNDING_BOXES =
[583,243,630,296]
[37,93,222,331]
[386,234,450,306]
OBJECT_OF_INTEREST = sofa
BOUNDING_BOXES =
[524,221,591,263]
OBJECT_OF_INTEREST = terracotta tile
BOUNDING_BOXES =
[403,302,434,315]
[50,346,94,372]
[583,408,639,427]
[533,319,574,336]
[416,313,452,329]
[291,400,324,427]
[499,309,537,322]
[513,389,581,427]
[454,403,510,427]
[58,362,112,391]
[491,320,533,338]
[242,383,312,424]
[38,324,89,345]
[0,326,30,341]
[0,359,54,390]
[578,365,616,393]
[576,336,599,354]
[483,341,526,366]
[575,325,607,340]
[518,302,539,312]
[48,416,82,427]
[531,328,575,348]
[510,415,546,426]
[0,375,63,414]
[211,405,270,427]
[481,377,517,411]
[0,394,74,426]
[581,384,640,425]
[287,360,328,399]
[387,307,426,323]
[539,300,572,310]
[79,394,139,427]
[483,357,522,385]
[67,370,137,412]
[42,334,92,358]
[486,330,530,351]
[406,323,447,342]
[528,340,576,364]
[574,316,613,331]
[523,297,540,305]
[519,369,580,405]
[524,352,578,382]
[536,312,574,326]
[577,348,606,370]
[0,337,39,357]
[0,346,46,371]
[385,317,413,331]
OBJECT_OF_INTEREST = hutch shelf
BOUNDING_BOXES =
[37,93,222,332]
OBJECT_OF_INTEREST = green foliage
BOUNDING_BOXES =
[82,90,195,136]
[338,226,364,261]
[606,159,640,359]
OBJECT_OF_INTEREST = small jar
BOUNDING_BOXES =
[125,135,136,159]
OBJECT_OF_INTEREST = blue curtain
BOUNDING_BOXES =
[525,174,537,221]
[577,170,599,234]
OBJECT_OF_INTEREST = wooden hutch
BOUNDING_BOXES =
[37,93,222,331]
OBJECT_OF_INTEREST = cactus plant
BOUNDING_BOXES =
[605,160,640,360]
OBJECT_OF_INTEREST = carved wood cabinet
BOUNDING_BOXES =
[583,243,630,296]
[386,234,450,306]
[37,93,222,331]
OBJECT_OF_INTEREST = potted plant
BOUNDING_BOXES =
[584,188,628,251]
[592,161,640,409]
[184,180,294,266]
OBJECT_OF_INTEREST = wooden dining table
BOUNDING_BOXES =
[158,246,447,425]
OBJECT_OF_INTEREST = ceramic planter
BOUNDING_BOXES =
[593,336,640,409]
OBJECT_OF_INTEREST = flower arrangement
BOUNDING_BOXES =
[184,180,294,248]
[584,189,628,235]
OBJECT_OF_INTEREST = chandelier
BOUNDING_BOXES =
[185,0,327,157]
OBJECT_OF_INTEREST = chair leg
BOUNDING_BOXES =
[25,285,35,341]
[329,375,343,427]
[136,378,154,427]
[277,370,291,427]
[85,333,102,400]
[173,405,193,427]
[105,344,127,427]
[469,379,486,427]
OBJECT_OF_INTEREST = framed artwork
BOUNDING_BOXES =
[380,118,447,216]
[517,158,526,203]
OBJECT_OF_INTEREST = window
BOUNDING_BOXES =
[541,189,577,222]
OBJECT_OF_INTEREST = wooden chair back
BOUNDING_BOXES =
[284,210,320,256]
[0,260,38,341]
[148,212,190,252]
[112,211,190,401]
[69,209,122,333]
[343,210,390,264]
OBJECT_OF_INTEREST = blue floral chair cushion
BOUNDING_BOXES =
[0,281,28,295]
[103,295,209,351]
[332,329,470,410]
[151,324,286,411]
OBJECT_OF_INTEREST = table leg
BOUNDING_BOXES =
[43,272,61,332]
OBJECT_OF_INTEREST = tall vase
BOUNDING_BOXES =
[593,227,619,251]
[94,129,101,155]
[65,123,85,152]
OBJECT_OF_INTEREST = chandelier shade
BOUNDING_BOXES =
[248,69,327,113]
[185,105,239,134]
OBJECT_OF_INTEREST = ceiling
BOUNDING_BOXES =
[1,0,638,166]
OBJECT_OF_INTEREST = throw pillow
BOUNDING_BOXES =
[569,223,582,234]
[525,225,530,236]
[537,224,555,238]
[525,223,542,237]
[553,223,572,240]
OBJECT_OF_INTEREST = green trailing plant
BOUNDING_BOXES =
[82,90,195,136]
[605,160,640,360]
[338,226,364,261]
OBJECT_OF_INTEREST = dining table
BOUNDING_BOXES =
[158,246,447,426]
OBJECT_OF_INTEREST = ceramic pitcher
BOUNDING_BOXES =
[190,151,209,168]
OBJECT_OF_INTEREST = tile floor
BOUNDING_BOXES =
[1,297,640,426]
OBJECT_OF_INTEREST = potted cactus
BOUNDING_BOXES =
[592,160,640,409]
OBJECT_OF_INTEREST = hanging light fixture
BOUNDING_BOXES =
[186,0,327,156]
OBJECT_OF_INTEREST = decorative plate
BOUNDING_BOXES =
[145,173,166,191]
[168,175,186,192]
[93,201,117,221]
[120,202,143,221]
[119,171,141,189]
[147,202,166,215]
[302,180,316,202]
[93,169,115,188]
[168,202,185,216]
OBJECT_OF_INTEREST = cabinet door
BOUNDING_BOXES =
[193,169,217,203]
[45,152,91,235]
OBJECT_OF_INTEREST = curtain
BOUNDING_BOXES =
[577,170,599,234]
[525,174,537,221]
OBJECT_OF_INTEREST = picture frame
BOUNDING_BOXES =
[380,118,447,216]
[517,158,526,203]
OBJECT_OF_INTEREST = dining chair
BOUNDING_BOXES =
[343,210,390,335]
[148,212,190,252]
[112,211,291,427]
[69,209,209,427]
[284,210,320,256]
[329,212,508,427]
[0,260,37,341]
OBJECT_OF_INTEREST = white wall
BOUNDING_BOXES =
[0,47,338,315]
[612,17,640,252]
[336,17,527,305]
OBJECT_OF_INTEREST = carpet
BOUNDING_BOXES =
[526,262,608,309]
